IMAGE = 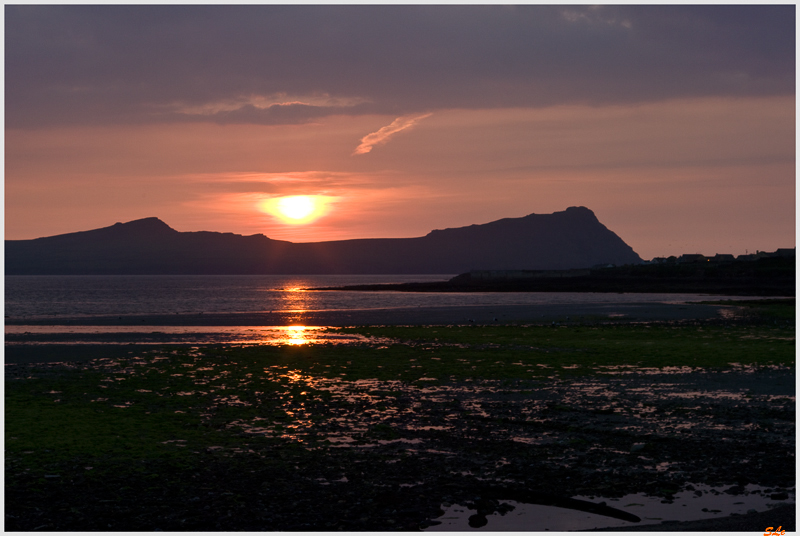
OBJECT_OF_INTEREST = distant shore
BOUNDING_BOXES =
[315,256,796,297]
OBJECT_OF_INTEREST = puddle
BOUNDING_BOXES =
[426,484,795,531]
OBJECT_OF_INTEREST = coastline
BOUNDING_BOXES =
[315,256,796,297]
[4,299,772,366]
[4,301,738,328]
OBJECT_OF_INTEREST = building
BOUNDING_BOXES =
[677,254,707,263]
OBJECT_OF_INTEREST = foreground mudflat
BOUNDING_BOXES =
[5,306,795,531]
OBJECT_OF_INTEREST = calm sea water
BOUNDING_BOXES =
[5,274,748,320]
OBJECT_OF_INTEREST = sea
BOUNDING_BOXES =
[5,274,457,319]
[4,274,761,319]
[4,274,764,347]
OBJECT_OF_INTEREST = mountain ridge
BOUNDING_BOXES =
[5,207,643,274]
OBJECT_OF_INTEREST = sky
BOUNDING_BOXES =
[4,4,796,260]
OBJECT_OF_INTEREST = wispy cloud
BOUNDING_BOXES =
[353,113,432,155]
[179,171,409,193]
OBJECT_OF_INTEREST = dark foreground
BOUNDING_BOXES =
[5,302,795,531]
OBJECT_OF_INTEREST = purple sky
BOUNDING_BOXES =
[5,5,795,259]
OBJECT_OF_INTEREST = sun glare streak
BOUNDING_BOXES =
[260,195,329,224]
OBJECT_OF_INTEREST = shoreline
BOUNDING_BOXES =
[3,301,761,365]
[5,301,737,328]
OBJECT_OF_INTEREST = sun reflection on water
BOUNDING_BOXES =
[284,325,310,345]
[5,325,384,346]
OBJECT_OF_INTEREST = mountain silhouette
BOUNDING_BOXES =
[5,207,642,274]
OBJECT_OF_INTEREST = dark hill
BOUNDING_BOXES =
[5,207,642,274]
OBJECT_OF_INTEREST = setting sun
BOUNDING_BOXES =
[260,195,328,225]
[278,196,315,220]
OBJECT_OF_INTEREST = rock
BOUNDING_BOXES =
[468,514,488,528]
[724,485,745,495]
[496,502,515,515]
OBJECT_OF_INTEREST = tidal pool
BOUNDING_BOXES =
[427,484,795,531]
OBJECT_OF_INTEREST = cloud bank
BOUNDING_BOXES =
[353,113,432,155]
[5,5,794,128]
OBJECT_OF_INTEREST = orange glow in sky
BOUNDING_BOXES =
[4,6,795,259]
[260,195,328,225]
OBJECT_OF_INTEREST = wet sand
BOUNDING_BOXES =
[7,348,794,531]
[590,502,795,531]
[5,301,735,365]
[6,301,794,531]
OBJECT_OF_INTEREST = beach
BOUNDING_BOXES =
[5,297,795,531]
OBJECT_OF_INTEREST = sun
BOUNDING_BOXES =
[277,196,315,220]
[260,195,327,224]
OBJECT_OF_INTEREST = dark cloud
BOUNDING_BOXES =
[165,102,380,126]
[5,5,795,128]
